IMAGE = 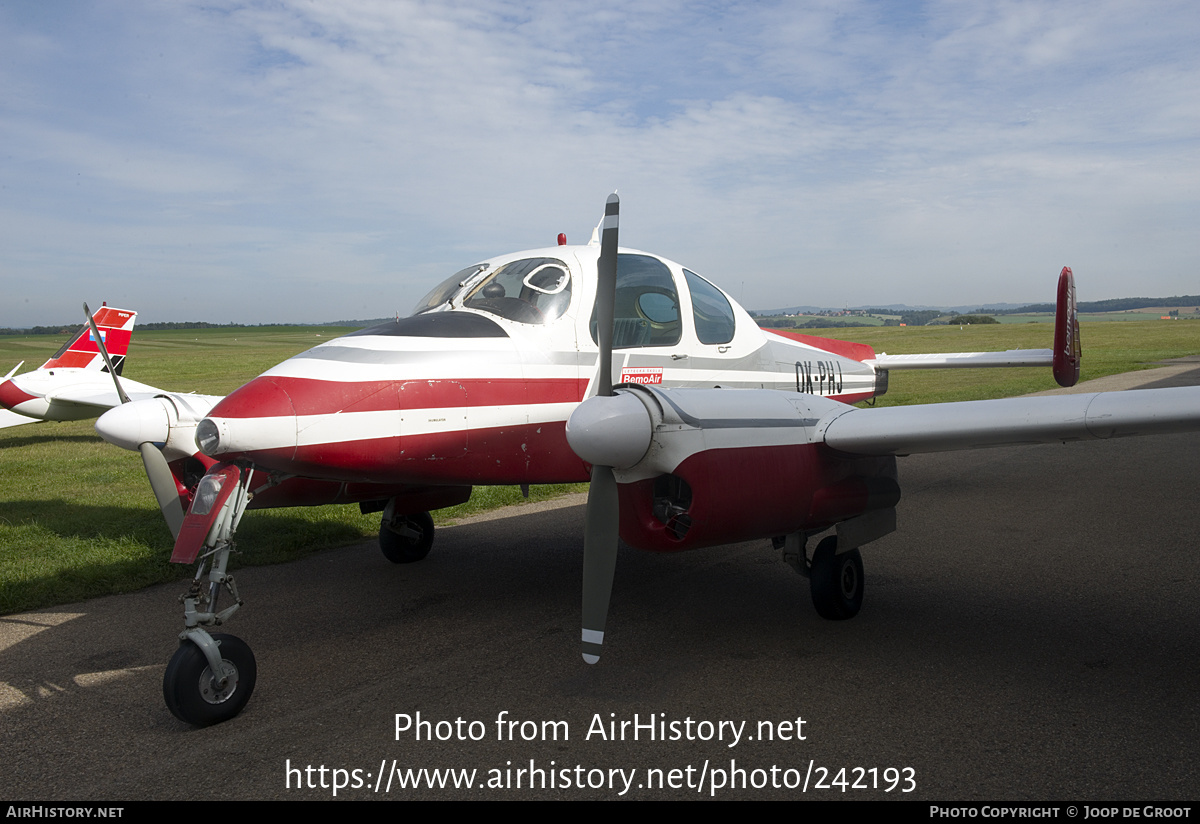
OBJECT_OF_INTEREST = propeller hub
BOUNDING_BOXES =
[95,398,172,451]
[566,391,653,469]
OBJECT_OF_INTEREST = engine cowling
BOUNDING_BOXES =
[568,385,899,554]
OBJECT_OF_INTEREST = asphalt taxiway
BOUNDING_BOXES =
[2,362,1198,800]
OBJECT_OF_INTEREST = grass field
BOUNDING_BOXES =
[2,319,1197,614]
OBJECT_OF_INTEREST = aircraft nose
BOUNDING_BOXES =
[197,377,298,461]
[96,399,171,451]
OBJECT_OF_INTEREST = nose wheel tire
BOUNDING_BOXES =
[379,510,435,563]
[810,537,864,620]
[163,633,257,726]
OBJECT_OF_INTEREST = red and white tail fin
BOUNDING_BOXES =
[39,306,137,374]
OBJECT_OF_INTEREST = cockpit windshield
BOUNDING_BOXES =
[415,257,572,325]
[412,264,489,315]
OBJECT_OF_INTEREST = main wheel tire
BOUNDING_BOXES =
[810,537,864,620]
[162,633,257,726]
[379,510,435,563]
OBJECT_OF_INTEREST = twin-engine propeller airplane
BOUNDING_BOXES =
[1,304,223,535]
[92,194,1200,727]
[0,305,163,430]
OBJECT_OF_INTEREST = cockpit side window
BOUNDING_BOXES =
[462,257,572,325]
[684,269,736,344]
[590,254,682,348]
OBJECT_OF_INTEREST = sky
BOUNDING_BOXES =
[1,0,1197,326]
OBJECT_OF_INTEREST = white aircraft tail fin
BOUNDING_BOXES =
[39,306,137,374]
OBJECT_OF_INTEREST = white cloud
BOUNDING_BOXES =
[1,0,1197,326]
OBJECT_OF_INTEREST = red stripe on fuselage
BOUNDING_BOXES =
[239,420,590,485]
[766,329,876,363]
[211,376,591,419]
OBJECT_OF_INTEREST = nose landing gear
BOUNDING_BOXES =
[163,632,256,727]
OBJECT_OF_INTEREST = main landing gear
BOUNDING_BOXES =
[379,510,435,564]
[809,536,863,620]
[778,532,865,621]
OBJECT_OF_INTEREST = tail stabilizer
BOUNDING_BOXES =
[40,306,137,373]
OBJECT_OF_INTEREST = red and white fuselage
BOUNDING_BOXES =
[197,244,882,487]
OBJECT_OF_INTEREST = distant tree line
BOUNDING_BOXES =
[0,325,80,336]
[757,318,875,329]
[947,314,1000,325]
[141,321,230,330]
[858,308,945,327]
[997,296,1200,314]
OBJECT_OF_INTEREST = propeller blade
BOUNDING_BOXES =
[595,193,619,397]
[87,303,183,536]
[83,302,131,404]
[140,441,185,539]
[581,192,621,664]
[581,464,619,663]
[4,361,23,380]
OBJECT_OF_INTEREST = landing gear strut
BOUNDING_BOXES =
[163,540,257,725]
[162,462,257,726]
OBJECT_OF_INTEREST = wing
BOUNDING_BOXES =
[866,349,1053,369]
[0,408,38,430]
[41,378,175,412]
[818,386,1200,455]
[567,380,1200,555]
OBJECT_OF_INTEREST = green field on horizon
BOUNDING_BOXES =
[758,309,1200,327]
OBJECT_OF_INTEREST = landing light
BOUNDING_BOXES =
[191,473,226,516]
[196,419,220,456]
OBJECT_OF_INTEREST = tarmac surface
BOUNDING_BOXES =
[2,361,1199,800]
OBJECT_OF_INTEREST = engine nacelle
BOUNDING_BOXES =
[579,385,899,553]
[95,393,222,461]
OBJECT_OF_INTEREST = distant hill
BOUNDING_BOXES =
[995,296,1200,315]
[753,296,1200,319]
[754,302,1038,316]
